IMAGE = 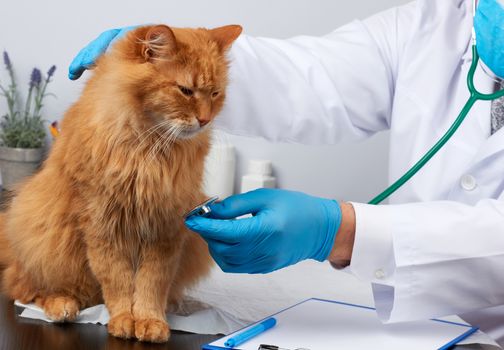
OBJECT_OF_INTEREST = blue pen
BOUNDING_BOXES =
[224,317,277,348]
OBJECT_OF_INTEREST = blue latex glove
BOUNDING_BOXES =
[68,26,136,80]
[475,0,504,78]
[185,189,342,274]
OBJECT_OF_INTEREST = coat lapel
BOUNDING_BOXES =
[470,125,504,165]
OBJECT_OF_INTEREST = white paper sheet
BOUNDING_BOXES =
[207,299,490,350]
[15,298,247,335]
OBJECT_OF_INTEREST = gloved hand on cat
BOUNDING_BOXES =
[68,26,136,80]
[185,188,342,274]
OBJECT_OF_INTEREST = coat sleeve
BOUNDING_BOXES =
[214,3,417,145]
[349,199,504,322]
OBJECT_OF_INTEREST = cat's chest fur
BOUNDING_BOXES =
[80,132,209,242]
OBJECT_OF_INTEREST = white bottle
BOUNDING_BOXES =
[240,160,276,193]
[203,143,236,198]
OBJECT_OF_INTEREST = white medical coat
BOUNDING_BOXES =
[215,0,504,345]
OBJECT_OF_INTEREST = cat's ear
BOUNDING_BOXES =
[142,25,177,61]
[209,25,243,51]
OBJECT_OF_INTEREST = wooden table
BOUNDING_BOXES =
[0,294,219,350]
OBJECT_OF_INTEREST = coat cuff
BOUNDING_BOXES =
[349,202,396,285]
[348,202,397,321]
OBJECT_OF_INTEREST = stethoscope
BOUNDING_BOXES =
[368,0,504,205]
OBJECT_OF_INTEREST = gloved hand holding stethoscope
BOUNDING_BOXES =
[185,188,347,274]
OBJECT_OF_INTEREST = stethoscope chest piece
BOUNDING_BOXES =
[183,196,219,219]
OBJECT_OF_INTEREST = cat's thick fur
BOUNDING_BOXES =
[0,24,242,343]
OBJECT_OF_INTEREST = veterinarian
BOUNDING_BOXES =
[69,0,504,345]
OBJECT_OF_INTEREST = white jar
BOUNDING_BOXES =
[240,160,276,193]
[203,143,236,198]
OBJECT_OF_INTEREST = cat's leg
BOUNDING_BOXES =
[34,248,100,322]
[3,261,83,322]
[86,239,136,339]
[132,239,183,343]
[3,261,80,322]
[2,261,38,304]
[169,230,213,306]
[33,271,100,322]
[3,240,98,322]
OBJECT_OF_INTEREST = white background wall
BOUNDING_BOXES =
[0,0,411,202]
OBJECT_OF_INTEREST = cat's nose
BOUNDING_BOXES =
[196,115,210,127]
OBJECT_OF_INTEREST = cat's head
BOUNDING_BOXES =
[101,24,242,139]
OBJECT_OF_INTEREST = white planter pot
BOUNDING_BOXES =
[0,146,44,190]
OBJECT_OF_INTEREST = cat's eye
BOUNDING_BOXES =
[178,85,194,97]
[211,91,220,98]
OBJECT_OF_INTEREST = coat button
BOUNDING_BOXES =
[460,174,477,191]
[374,269,386,279]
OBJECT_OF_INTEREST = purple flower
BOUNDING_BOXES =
[30,68,42,88]
[3,51,11,70]
[47,65,56,78]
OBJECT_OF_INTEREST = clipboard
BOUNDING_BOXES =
[203,298,478,350]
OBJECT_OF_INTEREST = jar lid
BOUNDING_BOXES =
[248,159,272,175]
[207,143,235,160]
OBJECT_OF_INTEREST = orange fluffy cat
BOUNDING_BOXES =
[0,24,241,343]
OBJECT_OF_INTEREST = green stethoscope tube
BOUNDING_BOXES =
[368,45,504,205]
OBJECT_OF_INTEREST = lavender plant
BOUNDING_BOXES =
[0,51,56,148]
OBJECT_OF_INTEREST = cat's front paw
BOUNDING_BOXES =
[135,318,170,343]
[108,312,135,339]
[38,295,80,322]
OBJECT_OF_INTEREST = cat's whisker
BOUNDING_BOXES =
[159,124,182,157]
[161,126,182,158]
[133,120,173,155]
[146,122,183,164]
[133,119,180,160]
[154,123,177,153]
[133,123,167,155]
[145,134,164,162]
[146,123,178,162]
[134,120,169,144]
[134,117,174,140]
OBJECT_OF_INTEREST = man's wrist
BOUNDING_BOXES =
[328,202,356,268]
